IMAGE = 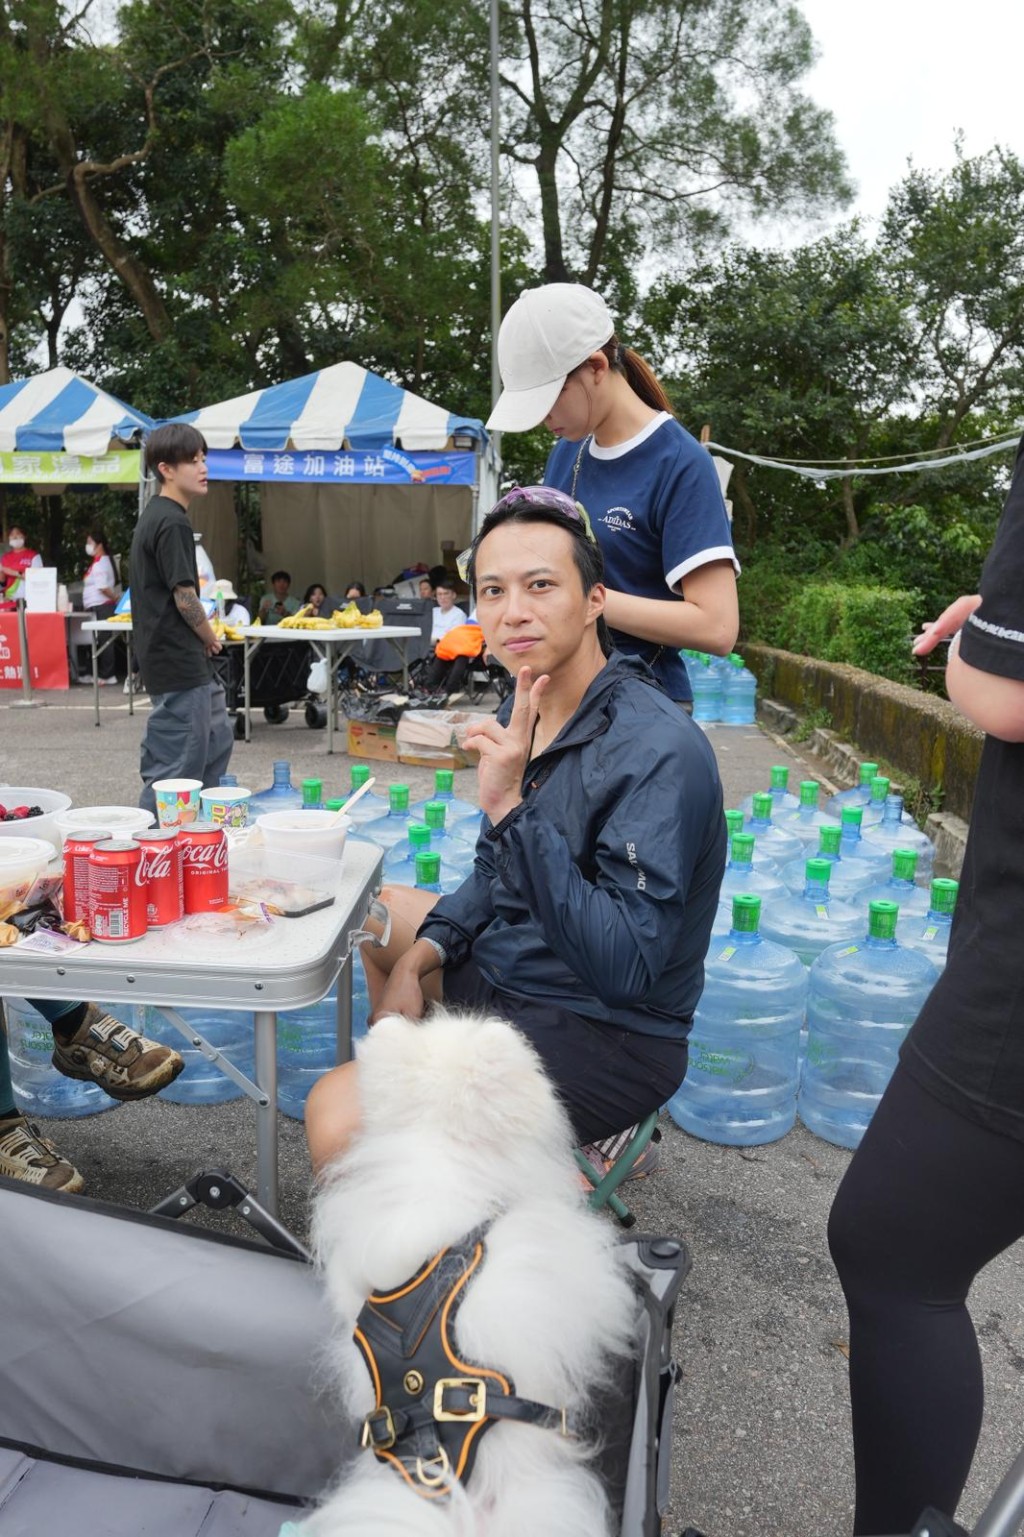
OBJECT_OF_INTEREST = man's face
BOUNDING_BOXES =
[160,452,208,501]
[472,521,603,677]
[273,576,290,598]
[436,585,457,611]
[418,578,434,599]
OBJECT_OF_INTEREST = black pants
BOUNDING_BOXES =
[828,1063,1024,1534]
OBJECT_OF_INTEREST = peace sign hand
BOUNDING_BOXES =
[461,665,550,824]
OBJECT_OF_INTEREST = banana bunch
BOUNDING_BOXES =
[330,602,383,629]
[210,619,245,641]
[107,613,132,624]
[276,604,334,630]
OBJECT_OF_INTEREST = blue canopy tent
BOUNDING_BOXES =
[162,362,496,598]
[0,367,152,496]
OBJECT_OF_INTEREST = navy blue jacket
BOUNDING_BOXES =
[418,653,725,1040]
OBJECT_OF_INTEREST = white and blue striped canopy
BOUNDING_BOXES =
[165,360,485,453]
[0,367,153,456]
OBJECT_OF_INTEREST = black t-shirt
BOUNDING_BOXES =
[129,494,211,695]
[901,432,1024,1140]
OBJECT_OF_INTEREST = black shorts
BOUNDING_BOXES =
[442,958,688,1144]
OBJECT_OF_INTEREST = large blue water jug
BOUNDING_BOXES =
[759,858,864,966]
[420,801,476,873]
[780,780,840,849]
[780,823,876,903]
[277,975,371,1122]
[862,795,935,880]
[249,761,303,819]
[824,762,880,818]
[384,826,465,893]
[361,784,416,850]
[899,878,959,974]
[689,654,723,723]
[139,1004,253,1105]
[724,810,779,873]
[834,806,891,880]
[340,764,389,825]
[859,849,931,920]
[668,894,807,1145]
[858,776,891,827]
[411,768,481,829]
[717,833,788,914]
[743,793,804,865]
[798,900,939,1149]
[737,764,801,819]
[720,654,757,725]
[6,1000,126,1118]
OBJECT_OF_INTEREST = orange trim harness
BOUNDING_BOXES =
[353,1225,570,1498]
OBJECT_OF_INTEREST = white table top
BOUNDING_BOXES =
[237,624,420,642]
[0,840,382,1013]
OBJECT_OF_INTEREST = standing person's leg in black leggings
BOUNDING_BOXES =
[828,1064,1024,1535]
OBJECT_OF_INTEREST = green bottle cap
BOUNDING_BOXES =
[752,791,773,822]
[731,894,761,932]
[929,878,959,916]
[408,822,431,848]
[423,800,447,830]
[730,832,755,864]
[840,805,863,830]
[724,808,744,835]
[302,778,322,805]
[435,769,455,793]
[415,851,441,885]
[806,858,832,885]
[891,848,918,882]
[729,652,743,667]
[859,761,880,785]
[324,798,345,812]
[350,764,371,789]
[770,765,789,790]
[389,783,410,812]
[799,780,819,808]
[819,824,842,856]
[868,899,899,941]
[869,775,891,803]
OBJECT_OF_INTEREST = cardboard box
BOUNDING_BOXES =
[346,719,398,763]
[397,744,478,771]
[395,708,487,771]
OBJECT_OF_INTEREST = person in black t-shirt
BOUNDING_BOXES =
[828,431,1024,1535]
[131,424,234,814]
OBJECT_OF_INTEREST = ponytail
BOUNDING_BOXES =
[600,336,674,415]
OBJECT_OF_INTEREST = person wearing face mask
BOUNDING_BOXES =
[0,526,43,610]
[81,528,119,683]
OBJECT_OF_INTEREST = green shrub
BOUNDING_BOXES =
[779,582,918,682]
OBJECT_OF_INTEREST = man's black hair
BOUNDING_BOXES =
[271,569,291,584]
[145,423,207,482]
[466,501,612,656]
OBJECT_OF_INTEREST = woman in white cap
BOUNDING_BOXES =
[487,283,739,706]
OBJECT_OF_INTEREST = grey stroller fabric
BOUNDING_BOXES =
[0,1175,688,1537]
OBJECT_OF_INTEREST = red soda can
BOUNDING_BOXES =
[63,831,112,925]
[135,828,184,927]
[89,840,148,943]
[179,825,229,913]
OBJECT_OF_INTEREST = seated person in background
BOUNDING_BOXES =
[430,577,467,642]
[305,485,726,1174]
[344,580,367,600]
[303,582,328,616]
[206,580,251,626]
[1,525,42,609]
[258,569,299,625]
[410,617,486,705]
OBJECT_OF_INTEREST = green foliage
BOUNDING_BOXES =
[835,501,995,627]
[778,583,919,683]
[792,706,832,743]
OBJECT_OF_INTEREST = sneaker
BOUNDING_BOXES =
[52,1006,185,1101]
[0,1115,85,1193]
[578,1128,662,1184]
[97,676,119,687]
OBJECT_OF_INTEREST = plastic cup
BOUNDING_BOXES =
[153,778,203,830]
[199,786,252,828]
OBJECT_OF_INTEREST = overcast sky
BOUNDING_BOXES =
[798,0,1021,228]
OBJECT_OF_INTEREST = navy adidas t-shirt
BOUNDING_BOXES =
[545,414,739,701]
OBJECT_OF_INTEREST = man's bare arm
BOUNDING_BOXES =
[174,583,222,655]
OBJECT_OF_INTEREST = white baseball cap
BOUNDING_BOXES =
[486,284,615,433]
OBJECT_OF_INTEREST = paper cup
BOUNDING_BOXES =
[153,778,203,830]
[199,786,251,828]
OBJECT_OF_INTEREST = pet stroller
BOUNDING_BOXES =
[213,641,314,737]
[0,1175,689,1536]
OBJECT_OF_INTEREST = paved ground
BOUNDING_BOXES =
[1,684,1022,1537]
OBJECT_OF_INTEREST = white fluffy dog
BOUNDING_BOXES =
[299,1006,640,1537]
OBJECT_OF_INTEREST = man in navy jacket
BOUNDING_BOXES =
[306,487,725,1172]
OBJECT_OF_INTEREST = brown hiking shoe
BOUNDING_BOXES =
[0,1116,85,1194]
[52,1005,184,1101]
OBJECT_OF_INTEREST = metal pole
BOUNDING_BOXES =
[12,598,37,709]
[489,0,503,470]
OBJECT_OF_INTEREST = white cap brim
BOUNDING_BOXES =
[486,375,565,433]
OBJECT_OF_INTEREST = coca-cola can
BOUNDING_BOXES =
[135,828,184,927]
[89,840,148,943]
[63,831,113,925]
[179,825,229,913]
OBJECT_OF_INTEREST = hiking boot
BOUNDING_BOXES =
[578,1128,662,1184]
[52,1006,184,1101]
[0,1116,85,1194]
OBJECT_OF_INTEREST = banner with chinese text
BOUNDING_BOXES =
[0,613,69,689]
[0,450,140,485]
[205,447,475,486]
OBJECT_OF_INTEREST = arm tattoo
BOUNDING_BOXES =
[174,584,208,632]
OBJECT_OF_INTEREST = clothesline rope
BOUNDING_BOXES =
[707,433,1022,481]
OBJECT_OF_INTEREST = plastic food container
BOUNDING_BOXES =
[0,787,72,854]
[0,836,57,907]
[229,844,340,918]
[256,810,351,861]
[55,806,155,843]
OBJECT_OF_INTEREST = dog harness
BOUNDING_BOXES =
[354,1224,570,1497]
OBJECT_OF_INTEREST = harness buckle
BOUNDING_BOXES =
[434,1376,487,1423]
[361,1405,398,1451]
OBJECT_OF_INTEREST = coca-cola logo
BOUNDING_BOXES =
[181,840,228,870]
[139,849,174,882]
